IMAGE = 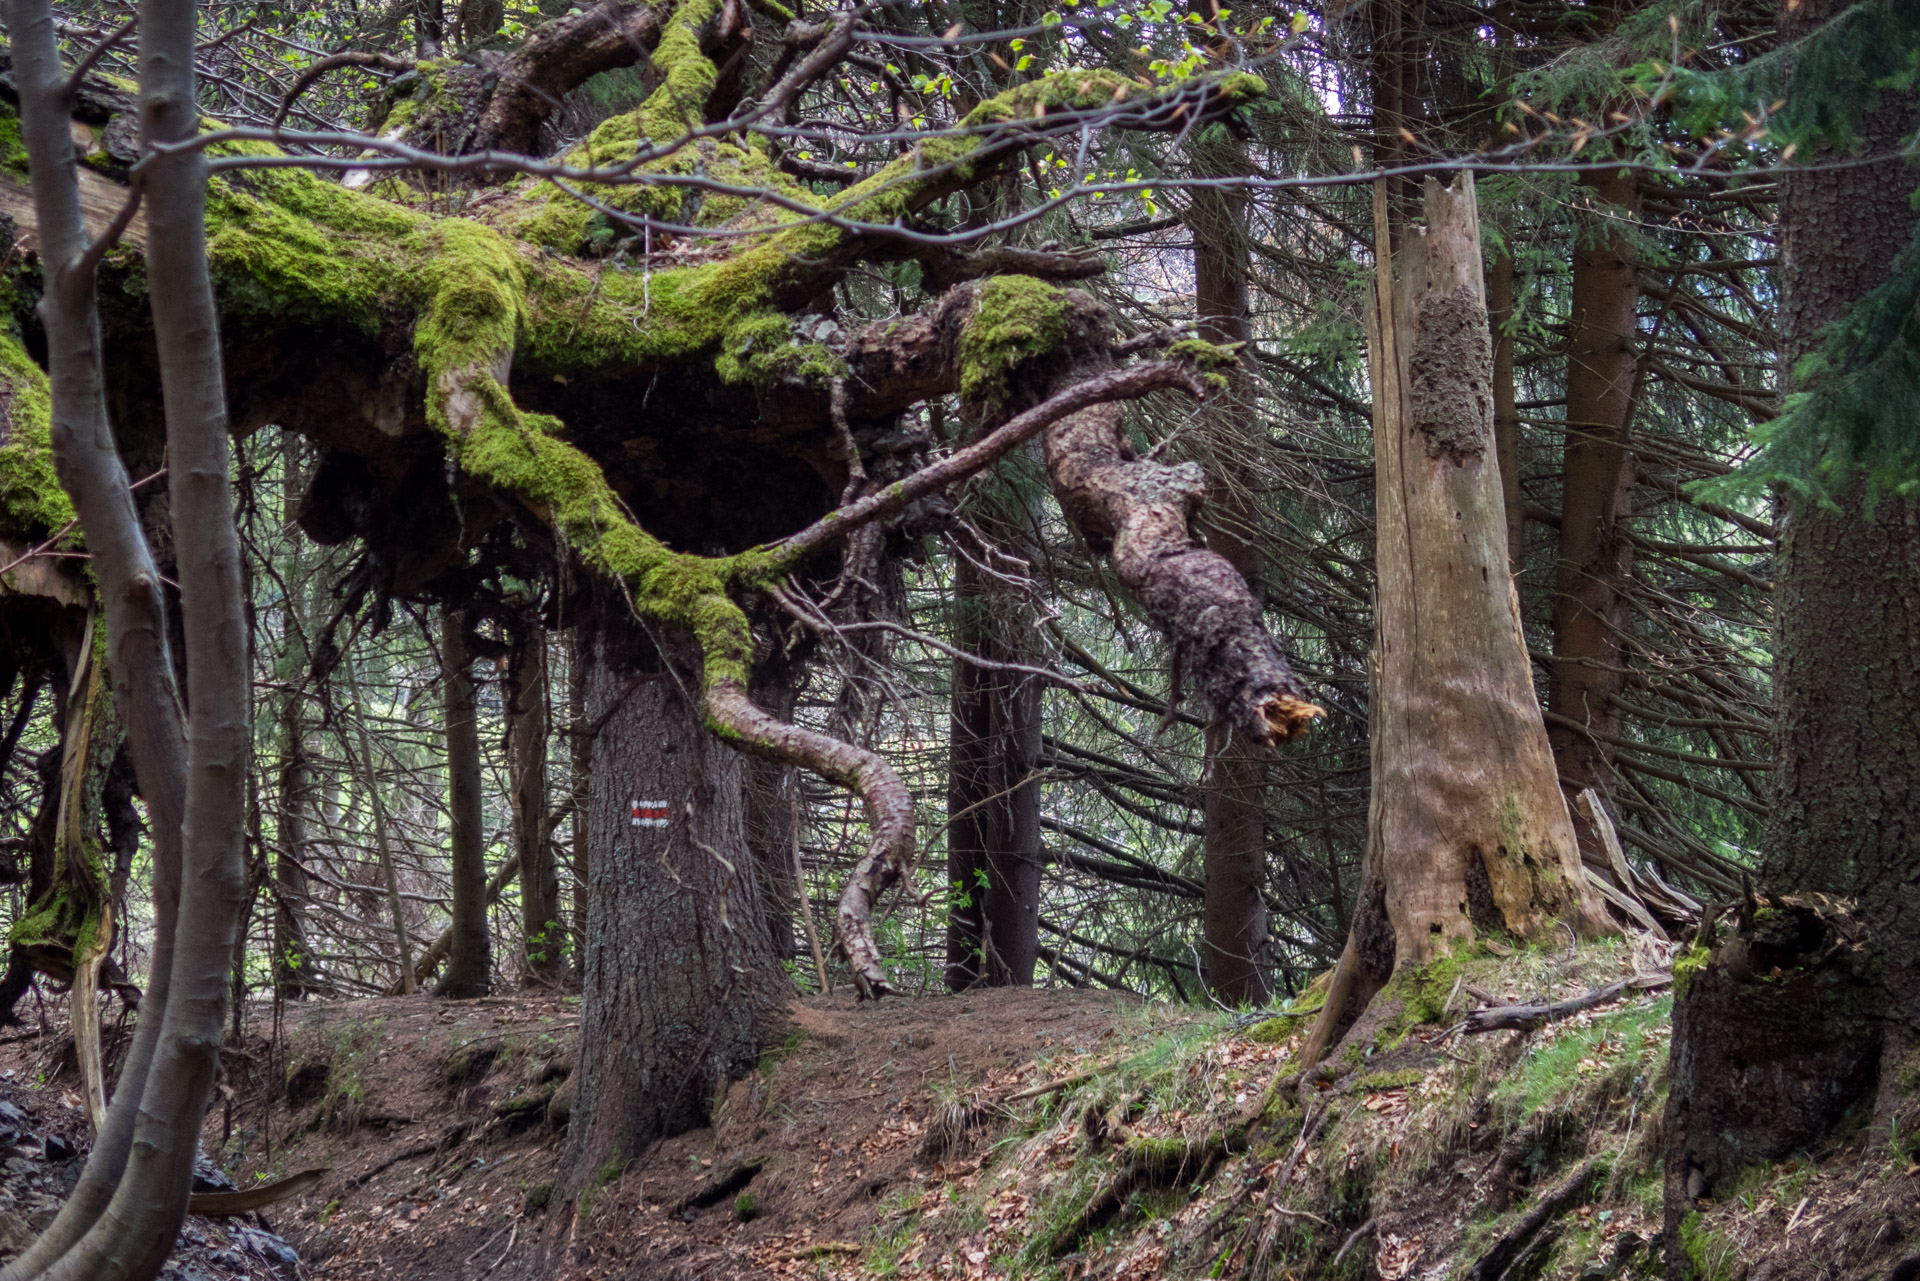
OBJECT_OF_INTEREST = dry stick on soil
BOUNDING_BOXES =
[1332,1218,1378,1268]
[0,0,189,1273]
[1465,1158,1604,1281]
[1463,973,1670,1035]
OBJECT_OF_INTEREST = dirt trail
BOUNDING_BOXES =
[189,985,1159,1280]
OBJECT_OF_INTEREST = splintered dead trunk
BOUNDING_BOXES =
[508,623,559,985]
[438,610,491,998]
[945,551,1044,990]
[1191,131,1272,1005]
[1311,176,1607,1056]
[1548,161,1641,801]
[558,622,785,1203]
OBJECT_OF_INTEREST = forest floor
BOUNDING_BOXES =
[0,935,1912,1281]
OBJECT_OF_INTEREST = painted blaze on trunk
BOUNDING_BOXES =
[559,621,784,1201]
[1353,173,1610,1003]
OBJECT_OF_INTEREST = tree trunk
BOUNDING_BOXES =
[272,713,317,1000]
[743,658,803,966]
[438,609,491,998]
[1664,0,1920,1241]
[1547,161,1641,801]
[0,0,191,1266]
[1488,248,1527,577]
[557,621,785,1206]
[35,0,256,1264]
[345,661,416,996]
[1305,176,1609,1064]
[944,551,1042,990]
[1191,126,1271,1005]
[508,622,559,985]
[568,630,591,983]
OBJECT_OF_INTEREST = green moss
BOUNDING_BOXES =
[165,50,1272,712]
[1168,337,1244,370]
[1247,981,1329,1043]
[1679,1210,1737,1281]
[733,1190,759,1220]
[1354,1068,1427,1092]
[1673,945,1711,1000]
[0,331,78,542]
[713,310,842,388]
[0,107,30,179]
[958,276,1071,408]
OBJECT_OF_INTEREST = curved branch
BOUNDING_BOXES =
[272,51,412,131]
[775,357,1213,563]
[703,679,912,997]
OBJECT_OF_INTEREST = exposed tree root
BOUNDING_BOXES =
[1043,1130,1247,1257]
[1466,1157,1604,1281]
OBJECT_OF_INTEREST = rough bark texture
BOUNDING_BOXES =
[568,631,592,982]
[1548,160,1641,803]
[1328,176,1609,1041]
[1665,898,1879,1222]
[944,550,1043,990]
[558,621,785,1206]
[1032,295,1321,748]
[741,660,802,965]
[437,609,491,999]
[508,622,559,984]
[1663,4,1920,1256]
[1191,133,1272,1004]
[360,0,669,174]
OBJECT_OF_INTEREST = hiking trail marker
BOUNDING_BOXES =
[630,799,669,828]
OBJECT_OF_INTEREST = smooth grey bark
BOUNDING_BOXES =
[33,0,254,1269]
[0,0,188,1273]
[557,623,785,1205]
[437,609,491,998]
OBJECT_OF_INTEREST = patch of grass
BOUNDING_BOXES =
[1680,1210,1739,1281]
[1490,996,1671,1124]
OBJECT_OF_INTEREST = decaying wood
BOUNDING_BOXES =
[1463,972,1669,1035]
[1575,788,1698,934]
[1303,173,1609,1069]
[1034,296,1322,747]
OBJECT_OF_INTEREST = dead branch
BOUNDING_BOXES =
[1463,973,1670,1035]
